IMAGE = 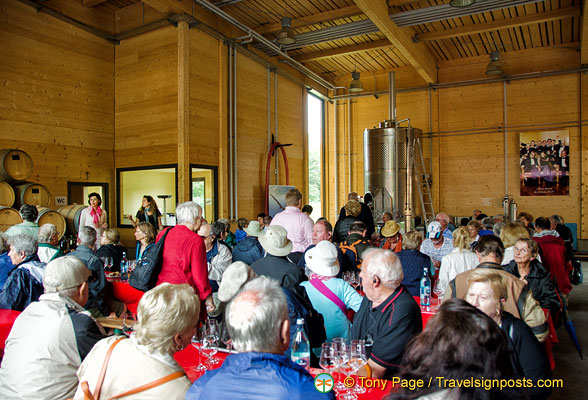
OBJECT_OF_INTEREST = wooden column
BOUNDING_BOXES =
[177,20,190,202]
[581,72,587,239]
[218,41,228,219]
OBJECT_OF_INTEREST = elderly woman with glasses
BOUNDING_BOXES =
[504,238,560,314]
[465,269,552,400]
[73,283,198,399]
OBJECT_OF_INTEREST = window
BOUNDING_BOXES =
[117,165,177,227]
[191,165,218,222]
[307,93,324,221]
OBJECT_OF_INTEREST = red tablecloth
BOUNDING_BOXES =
[174,345,393,399]
[106,279,144,314]
[412,296,437,328]
[0,310,21,357]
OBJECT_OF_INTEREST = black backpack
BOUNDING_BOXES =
[128,227,171,292]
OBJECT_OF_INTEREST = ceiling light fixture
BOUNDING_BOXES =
[276,17,296,45]
[348,71,364,93]
[485,51,504,75]
[449,0,476,7]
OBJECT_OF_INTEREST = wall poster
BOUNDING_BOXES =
[520,130,569,196]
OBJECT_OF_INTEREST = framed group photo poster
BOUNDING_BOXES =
[519,130,569,196]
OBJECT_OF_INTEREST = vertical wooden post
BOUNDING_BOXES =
[218,41,228,219]
[177,20,190,202]
[580,71,588,239]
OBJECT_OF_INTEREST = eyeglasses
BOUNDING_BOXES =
[513,247,529,254]
[199,234,212,240]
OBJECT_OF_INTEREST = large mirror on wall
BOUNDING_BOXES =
[67,182,109,215]
[191,165,217,222]
[117,165,178,228]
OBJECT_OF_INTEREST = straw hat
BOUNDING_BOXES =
[381,220,400,237]
[258,225,293,257]
[304,240,340,277]
[244,221,263,237]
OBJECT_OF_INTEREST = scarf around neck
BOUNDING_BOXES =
[90,206,102,225]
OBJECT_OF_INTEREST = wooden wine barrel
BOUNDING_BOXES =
[0,149,34,183]
[36,206,66,239]
[57,204,86,236]
[0,206,22,232]
[14,182,51,208]
[0,181,15,207]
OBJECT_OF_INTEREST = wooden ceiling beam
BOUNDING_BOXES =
[581,0,588,65]
[353,0,437,83]
[256,5,362,35]
[293,39,392,62]
[82,0,108,6]
[416,6,581,42]
[140,0,191,15]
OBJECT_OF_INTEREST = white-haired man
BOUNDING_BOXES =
[351,248,422,379]
[186,276,334,399]
[435,212,453,239]
[0,234,45,311]
[0,256,105,399]
[156,201,214,312]
[37,223,64,263]
[197,222,232,283]
[70,226,107,317]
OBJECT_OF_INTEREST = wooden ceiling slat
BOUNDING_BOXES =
[293,39,392,62]
[553,19,562,44]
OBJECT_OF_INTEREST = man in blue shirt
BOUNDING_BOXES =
[186,276,334,400]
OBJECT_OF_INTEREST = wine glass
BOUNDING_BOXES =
[121,311,135,337]
[319,342,337,373]
[191,329,208,372]
[335,346,357,400]
[332,338,348,391]
[433,280,445,309]
[202,334,219,365]
[206,319,220,341]
[349,339,368,394]
[220,322,232,352]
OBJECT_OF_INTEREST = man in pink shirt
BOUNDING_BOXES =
[156,201,214,313]
[270,188,313,260]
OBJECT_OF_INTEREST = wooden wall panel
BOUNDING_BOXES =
[114,26,178,168]
[189,28,220,167]
[0,1,114,215]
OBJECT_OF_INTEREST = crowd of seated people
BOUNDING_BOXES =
[0,191,580,399]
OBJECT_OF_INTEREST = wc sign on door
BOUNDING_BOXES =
[55,196,67,206]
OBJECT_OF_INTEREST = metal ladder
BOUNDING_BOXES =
[413,137,435,226]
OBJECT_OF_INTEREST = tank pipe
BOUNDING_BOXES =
[228,45,234,219]
[274,71,279,184]
[389,71,396,122]
[405,120,413,231]
[334,100,339,218]
[503,80,508,197]
[264,143,290,214]
[234,47,239,218]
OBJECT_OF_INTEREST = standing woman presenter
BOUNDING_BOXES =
[127,195,163,232]
[79,192,108,245]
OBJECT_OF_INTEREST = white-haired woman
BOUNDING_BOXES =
[74,283,199,399]
[437,227,479,292]
[156,201,214,313]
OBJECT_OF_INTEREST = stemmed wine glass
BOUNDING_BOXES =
[220,322,232,352]
[332,338,348,392]
[319,342,337,374]
[191,328,208,372]
[335,346,357,400]
[433,280,445,309]
[349,339,368,394]
[121,311,135,337]
[204,319,220,364]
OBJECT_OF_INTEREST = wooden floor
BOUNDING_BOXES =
[551,262,587,399]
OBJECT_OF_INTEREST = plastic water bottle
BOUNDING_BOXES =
[291,318,310,370]
[420,267,431,307]
[120,252,128,280]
